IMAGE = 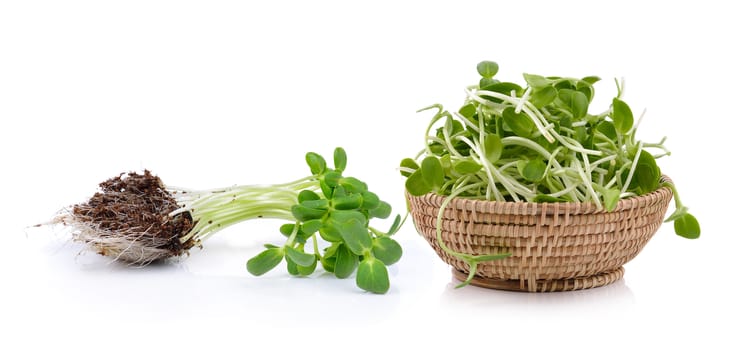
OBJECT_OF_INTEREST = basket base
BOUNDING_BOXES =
[452,267,625,292]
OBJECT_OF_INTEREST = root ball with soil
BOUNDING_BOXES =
[56,170,196,264]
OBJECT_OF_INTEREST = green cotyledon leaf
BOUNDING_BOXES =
[371,236,402,266]
[247,247,284,276]
[476,60,499,78]
[337,217,372,255]
[519,158,546,182]
[405,169,431,196]
[334,243,358,279]
[421,156,444,190]
[305,152,327,175]
[333,147,347,172]
[612,97,634,133]
[356,258,390,294]
[674,213,700,239]
[484,133,503,163]
[454,160,482,174]
[502,107,535,138]
[285,246,316,267]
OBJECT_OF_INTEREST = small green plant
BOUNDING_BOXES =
[56,148,402,294]
[400,61,700,287]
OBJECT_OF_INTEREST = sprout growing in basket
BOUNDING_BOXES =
[400,61,700,290]
[52,148,403,294]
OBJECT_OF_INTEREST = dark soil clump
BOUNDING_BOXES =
[70,170,194,262]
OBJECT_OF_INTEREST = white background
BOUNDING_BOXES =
[1,1,734,348]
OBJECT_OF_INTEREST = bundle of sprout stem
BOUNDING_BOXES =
[54,170,319,265]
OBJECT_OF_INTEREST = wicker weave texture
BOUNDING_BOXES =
[408,183,673,292]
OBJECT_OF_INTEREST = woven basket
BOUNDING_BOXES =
[407,178,673,292]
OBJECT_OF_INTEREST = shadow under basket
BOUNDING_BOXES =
[407,178,673,292]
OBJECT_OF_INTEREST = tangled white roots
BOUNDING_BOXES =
[54,211,183,265]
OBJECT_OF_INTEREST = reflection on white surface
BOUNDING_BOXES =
[440,276,636,308]
[7,195,731,350]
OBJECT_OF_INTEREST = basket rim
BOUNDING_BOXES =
[407,175,673,215]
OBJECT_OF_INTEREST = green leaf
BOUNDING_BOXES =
[340,177,368,193]
[279,223,296,236]
[612,98,634,133]
[502,107,535,138]
[519,158,546,182]
[323,243,340,259]
[458,103,476,119]
[439,154,452,172]
[554,79,575,91]
[556,88,573,106]
[300,198,329,210]
[633,150,661,194]
[574,126,589,144]
[323,170,342,188]
[286,256,299,276]
[291,204,327,222]
[332,185,347,199]
[356,258,390,294]
[334,243,358,279]
[330,209,367,226]
[287,254,317,276]
[360,191,379,210]
[421,156,444,190]
[386,214,402,235]
[405,169,431,196]
[247,248,284,276]
[319,180,333,199]
[484,133,503,163]
[448,119,464,135]
[333,193,363,210]
[476,60,499,78]
[333,147,347,172]
[321,256,336,273]
[321,244,340,272]
[596,121,617,140]
[319,221,343,242]
[368,201,392,219]
[297,190,320,203]
[529,86,557,108]
[399,158,419,177]
[337,218,372,255]
[279,223,310,243]
[454,160,482,174]
[523,73,550,88]
[560,115,573,129]
[570,90,589,119]
[428,142,445,155]
[479,77,499,90]
[371,236,403,265]
[297,257,317,276]
[674,213,700,239]
[576,81,594,102]
[582,76,601,84]
[301,219,322,234]
[305,152,327,175]
[285,246,316,267]
[482,82,523,97]
[602,188,621,212]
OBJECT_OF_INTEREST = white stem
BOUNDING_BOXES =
[622,142,643,194]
